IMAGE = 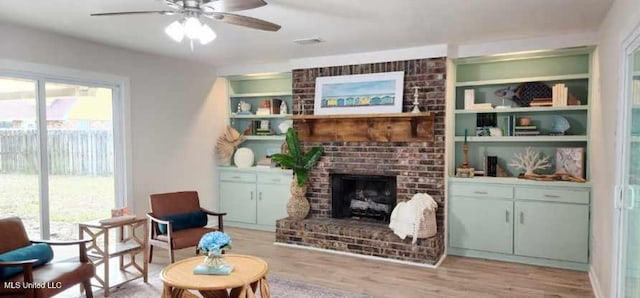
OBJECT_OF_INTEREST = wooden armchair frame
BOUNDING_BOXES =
[0,239,94,298]
[147,208,226,263]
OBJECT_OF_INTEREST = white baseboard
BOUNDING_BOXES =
[273,242,444,269]
[589,266,604,298]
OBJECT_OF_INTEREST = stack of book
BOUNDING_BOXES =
[472,103,493,110]
[252,120,274,135]
[552,83,569,107]
[530,98,553,107]
[514,125,540,136]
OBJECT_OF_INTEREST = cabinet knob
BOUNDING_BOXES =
[474,191,488,195]
[259,192,262,200]
[250,192,254,200]
[505,210,509,223]
[520,212,524,224]
[232,176,241,179]
[543,194,560,199]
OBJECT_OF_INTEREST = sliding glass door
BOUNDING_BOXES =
[0,77,42,238]
[618,47,640,298]
[0,75,120,240]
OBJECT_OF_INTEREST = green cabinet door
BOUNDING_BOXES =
[514,201,589,263]
[449,196,514,254]
[220,181,256,224]
[256,182,289,226]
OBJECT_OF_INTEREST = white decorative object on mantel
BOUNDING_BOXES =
[314,71,404,115]
[411,86,421,113]
[509,147,551,175]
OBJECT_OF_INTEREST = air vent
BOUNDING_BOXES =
[293,38,324,45]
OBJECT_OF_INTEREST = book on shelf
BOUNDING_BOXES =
[530,98,553,107]
[514,131,541,136]
[270,98,283,114]
[633,79,640,105]
[472,103,493,110]
[514,125,537,130]
[552,83,568,107]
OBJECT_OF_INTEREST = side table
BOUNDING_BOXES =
[79,217,148,297]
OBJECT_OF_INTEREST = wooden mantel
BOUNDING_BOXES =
[292,112,434,142]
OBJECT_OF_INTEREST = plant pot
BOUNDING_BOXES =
[287,179,309,220]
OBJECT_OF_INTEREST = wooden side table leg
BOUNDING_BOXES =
[142,221,149,283]
[103,228,109,297]
[259,277,270,298]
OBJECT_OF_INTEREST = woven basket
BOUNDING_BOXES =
[416,208,437,238]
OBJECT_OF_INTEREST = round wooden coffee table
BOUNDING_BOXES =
[160,254,270,298]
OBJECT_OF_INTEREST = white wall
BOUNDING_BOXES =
[0,23,226,216]
[593,0,640,297]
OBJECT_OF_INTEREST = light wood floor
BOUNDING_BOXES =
[153,227,594,298]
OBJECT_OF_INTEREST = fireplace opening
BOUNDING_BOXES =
[331,174,397,223]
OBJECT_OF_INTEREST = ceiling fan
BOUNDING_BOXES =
[91,0,280,45]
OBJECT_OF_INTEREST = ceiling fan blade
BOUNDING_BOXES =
[202,0,267,12]
[90,11,176,16]
[213,12,281,31]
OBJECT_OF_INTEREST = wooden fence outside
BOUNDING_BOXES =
[0,129,113,176]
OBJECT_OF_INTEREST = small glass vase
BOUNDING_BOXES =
[203,251,226,269]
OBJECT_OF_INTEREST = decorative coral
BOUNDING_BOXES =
[215,126,245,166]
[509,147,551,175]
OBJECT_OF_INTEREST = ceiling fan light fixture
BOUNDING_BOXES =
[199,24,217,45]
[165,20,185,42]
[184,17,202,39]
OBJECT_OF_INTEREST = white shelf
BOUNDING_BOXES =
[229,92,292,98]
[244,135,285,141]
[449,176,591,187]
[454,105,588,114]
[231,114,292,119]
[632,136,640,143]
[455,73,589,87]
[454,136,588,142]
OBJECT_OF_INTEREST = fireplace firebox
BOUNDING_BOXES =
[330,174,397,222]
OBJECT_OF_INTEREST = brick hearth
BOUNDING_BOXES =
[276,58,447,264]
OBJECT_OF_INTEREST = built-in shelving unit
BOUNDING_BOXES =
[225,73,292,165]
[451,47,593,179]
[447,46,595,271]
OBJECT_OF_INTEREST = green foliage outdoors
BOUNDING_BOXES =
[271,128,324,187]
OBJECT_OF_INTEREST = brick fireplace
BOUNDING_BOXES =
[275,58,446,264]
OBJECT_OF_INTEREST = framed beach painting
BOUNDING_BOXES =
[314,71,404,115]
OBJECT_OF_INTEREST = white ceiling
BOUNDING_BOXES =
[0,0,613,67]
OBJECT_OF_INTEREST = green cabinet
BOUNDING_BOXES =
[256,181,290,226]
[514,200,589,263]
[448,179,591,271]
[449,196,513,254]
[220,180,256,224]
[219,168,291,231]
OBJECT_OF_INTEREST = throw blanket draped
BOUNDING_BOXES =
[388,193,438,244]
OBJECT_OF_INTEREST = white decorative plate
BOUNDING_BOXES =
[234,148,254,168]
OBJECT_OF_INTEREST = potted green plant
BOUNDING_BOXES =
[271,128,324,220]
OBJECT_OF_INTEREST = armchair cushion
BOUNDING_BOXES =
[0,243,54,279]
[158,210,208,234]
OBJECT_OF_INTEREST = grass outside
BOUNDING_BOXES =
[0,174,114,239]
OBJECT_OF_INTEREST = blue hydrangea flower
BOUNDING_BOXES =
[198,231,232,253]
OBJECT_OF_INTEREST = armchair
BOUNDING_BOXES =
[147,191,226,263]
[0,217,94,298]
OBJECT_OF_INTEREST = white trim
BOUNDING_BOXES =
[273,242,445,269]
[590,266,604,298]
[0,59,133,214]
[217,62,291,77]
[453,32,598,58]
[613,20,640,298]
[290,44,448,69]
[36,79,50,239]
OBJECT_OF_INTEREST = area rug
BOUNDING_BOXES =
[59,274,371,298]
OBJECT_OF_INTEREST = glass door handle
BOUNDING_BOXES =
[625,185,637,210]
